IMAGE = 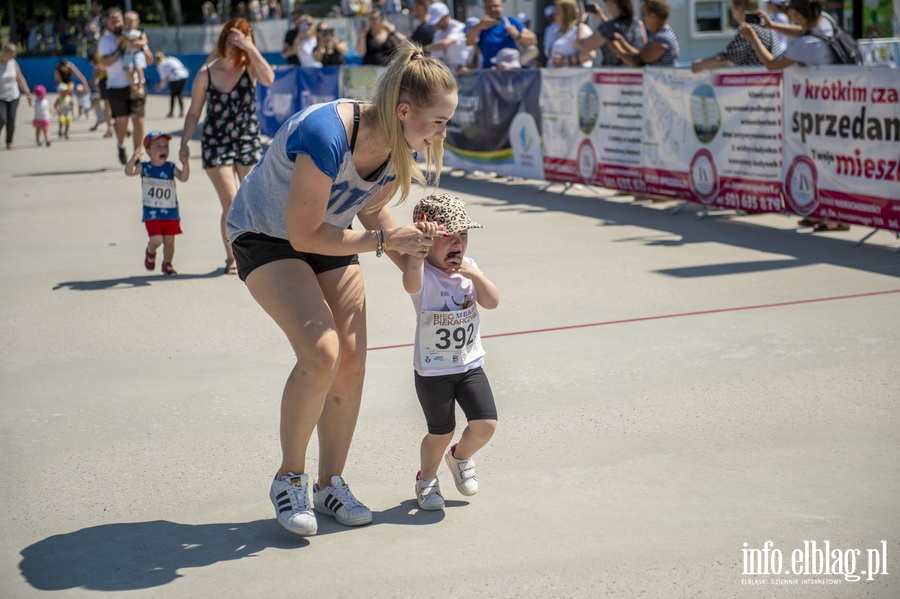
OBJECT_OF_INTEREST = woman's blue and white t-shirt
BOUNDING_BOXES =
[782,18,836,66]
[141,161,180,221]
[226,99,397,244]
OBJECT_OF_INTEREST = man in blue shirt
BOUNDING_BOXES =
[465,0,537,68]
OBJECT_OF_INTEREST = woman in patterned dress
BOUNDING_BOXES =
[181,18,274,274]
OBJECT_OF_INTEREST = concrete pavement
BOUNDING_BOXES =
[2,95,899,598]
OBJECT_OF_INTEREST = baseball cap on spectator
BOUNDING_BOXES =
[57,83,69,92]
[464,16,480,33]
[517,12,533,23]
[490,47,521,69]
[426,2,450,25]
[544,5,557,18]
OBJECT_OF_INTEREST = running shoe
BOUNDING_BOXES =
[415,474,445,511]
[313,475,372,526]
[144,248,156,271]
[161,263,177,276]
[444,444,478,496]
[269,473,317,536]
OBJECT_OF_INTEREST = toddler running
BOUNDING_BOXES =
[398,194,501,511]
[124,130,190,276]
[54,83,74,138]
[31,85,51,147]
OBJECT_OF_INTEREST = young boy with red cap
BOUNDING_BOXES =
[124,130,190,275]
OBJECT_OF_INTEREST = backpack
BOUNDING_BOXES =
[804,25,862,65]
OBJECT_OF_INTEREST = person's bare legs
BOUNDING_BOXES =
[244,259,344,478]
[453,419,497,460]
[161,235,175,265]
[130,113,144,154]
[206,165,240,268]
[314,264,368,485]
[420,432,454,479]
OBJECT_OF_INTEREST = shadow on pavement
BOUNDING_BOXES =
[53,269,226,291]
[18,503,466,590]
[18,519,301,591]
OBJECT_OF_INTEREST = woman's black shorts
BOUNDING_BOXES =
[232,232,359,281]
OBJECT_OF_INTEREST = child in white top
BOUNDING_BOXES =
[31,85,51,147]
[398,194,501,511]
[121,11,149,97]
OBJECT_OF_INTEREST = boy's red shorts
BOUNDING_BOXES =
[145,219,182,236]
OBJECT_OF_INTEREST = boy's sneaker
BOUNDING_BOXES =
[415,474,445,511]
[313,475,372,526]
[444,444,478,496]
[269,473,317,536]
[161,263,177,276]
[144,249,156,271]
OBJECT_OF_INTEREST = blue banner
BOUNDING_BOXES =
[255,67,341,138]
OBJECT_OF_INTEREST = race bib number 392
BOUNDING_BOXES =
[418,305,485,370]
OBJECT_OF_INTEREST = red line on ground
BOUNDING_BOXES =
[367,289,900,351]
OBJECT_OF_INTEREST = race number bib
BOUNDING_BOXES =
[142,178,177,209]
[418,305,485,371]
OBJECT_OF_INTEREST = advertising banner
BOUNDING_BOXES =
[340,66,382,101]
[444,70,543,178]
[256,67,341,138]
[782,66,900,231]
[641,68,783,211]
[257,67,301,138]
[541,69,646,193]
[296,67,341,113]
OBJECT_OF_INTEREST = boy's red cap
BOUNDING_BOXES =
[143,130,173,149]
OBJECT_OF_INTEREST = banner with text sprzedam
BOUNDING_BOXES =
[782,67,900,232]
[641,68,783,211]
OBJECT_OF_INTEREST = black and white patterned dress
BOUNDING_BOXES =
[201,67,262,169]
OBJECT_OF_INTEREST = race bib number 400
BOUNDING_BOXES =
[142,178,177,209]
[418,305,485,371]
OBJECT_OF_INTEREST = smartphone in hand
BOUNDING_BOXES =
[584,1,601,14]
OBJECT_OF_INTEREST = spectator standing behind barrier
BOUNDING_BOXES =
[423,2,472,73]
[283,9,316,66]
[739,0,848,233]
[225,43,458,536]
[542,5,560,64]
[358,8,408,65]
[575,0,646,67]
[100,8,148,165]
[0,44,33,151]
[691,0,778,72]
[154,52,190,118]
[181,18,275,275]
[410,0,436,50]
[548,0,595,67]
[763,0,789,56]
[313,23,349,65]
[466,0,537,69]
[610,0,679,67]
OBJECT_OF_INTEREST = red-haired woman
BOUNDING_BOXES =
[181,18,274,274]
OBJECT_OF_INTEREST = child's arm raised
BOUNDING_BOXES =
[457,260,500,310]
[124,148,143,176]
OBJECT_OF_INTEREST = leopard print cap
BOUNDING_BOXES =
[412,194,484,235]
